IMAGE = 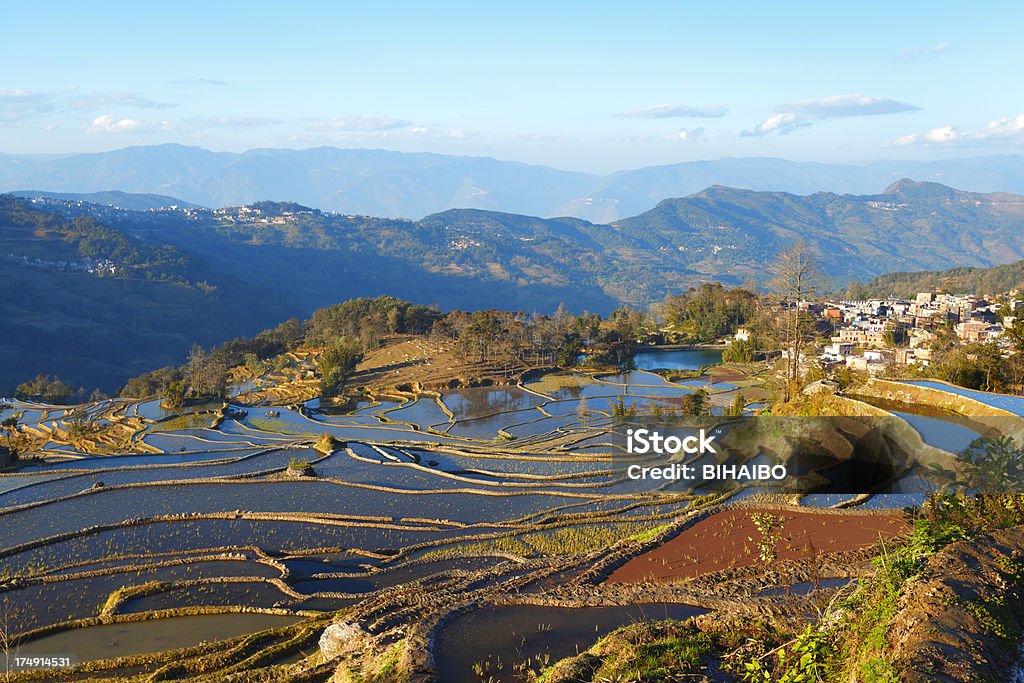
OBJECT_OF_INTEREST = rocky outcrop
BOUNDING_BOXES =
[320,620,373,660]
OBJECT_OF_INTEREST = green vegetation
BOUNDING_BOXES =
[750,513,784,563]
[539,616,780,683]
[121,317,304,400]
[0,195,296,395]
[147,411,216,432]
[247,417,317,436]
[306,296,440,348]
[723,339,757,363]
[661,283,759,342]
[315,432,337,454]
[0,194,194,283]
[14,374,76,403]
[849,258,1024,299]
[960,436,1024,494]
[586,627,714,681]
[318,339,363,397]
[421,521,667,561]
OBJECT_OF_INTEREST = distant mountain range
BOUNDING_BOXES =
[6,179,1024,392]
[1,144,1023,220]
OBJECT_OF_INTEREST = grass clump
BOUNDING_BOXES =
[315,432,337,454]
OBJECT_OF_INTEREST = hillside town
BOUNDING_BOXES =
[774,292,1022,373]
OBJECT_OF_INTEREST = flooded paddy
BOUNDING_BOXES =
[856,396,988,453]
[442,386,549,421]
[383,397,452,430]
[121,580,293,614]
[1,559,281,635]
[0,480,594,548]
[0,448,310,508]
[16,447,266,472]
[0,473,62,495]
[434,603,709,683]
[15,613,301,662]
[631,348,724,371]
[1,518,465,578]
[900,380,1024,416]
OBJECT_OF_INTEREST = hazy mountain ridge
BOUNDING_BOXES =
[7,179,1024,391]
[0,145,597,219]
[2,144,1023,220]
[11,190,201,210]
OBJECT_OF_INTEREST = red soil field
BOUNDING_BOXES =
[606,508,910,583]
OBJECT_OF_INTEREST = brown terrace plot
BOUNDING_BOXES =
[606,508,910,583]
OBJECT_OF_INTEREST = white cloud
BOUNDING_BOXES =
[307,116,413,132]
[890,114,1024,147]
[172,78,227,86]
[192,116,283,127]
[744,94,920,137]
[779,95,920,118]
[977,113,1024,140]
[0,89,56,123]
[0,87,179,126]
[666,127,706,141]
[898,42,953,61]
[616,103,728,119]
[86,114,175,134]
[742,112,810,137]
[71,92,177,110]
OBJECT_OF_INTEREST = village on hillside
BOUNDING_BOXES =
[751,291,1024,373]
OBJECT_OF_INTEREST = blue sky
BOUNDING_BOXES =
[2,0,1022,172]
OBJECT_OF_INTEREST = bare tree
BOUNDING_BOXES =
[769,242,825,399]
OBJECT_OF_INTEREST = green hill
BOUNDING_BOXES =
[0,196,291,393]
[850,259,1024,299]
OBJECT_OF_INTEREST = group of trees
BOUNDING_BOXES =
[111,295,660,401]
[119,316,305,402]
[661,283,759,342]
[14,374,77,403]
[433,305,606,369]
[847,258,1024,301]
[917,334,1024,394]
[318,339,364,397]
[305,297,441,348]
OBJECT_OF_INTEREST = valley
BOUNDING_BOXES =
[8,178,1024,394]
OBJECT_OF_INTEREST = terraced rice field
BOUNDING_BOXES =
[0,350,1004,681]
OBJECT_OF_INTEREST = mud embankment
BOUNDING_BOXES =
[888,526,1024,682]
